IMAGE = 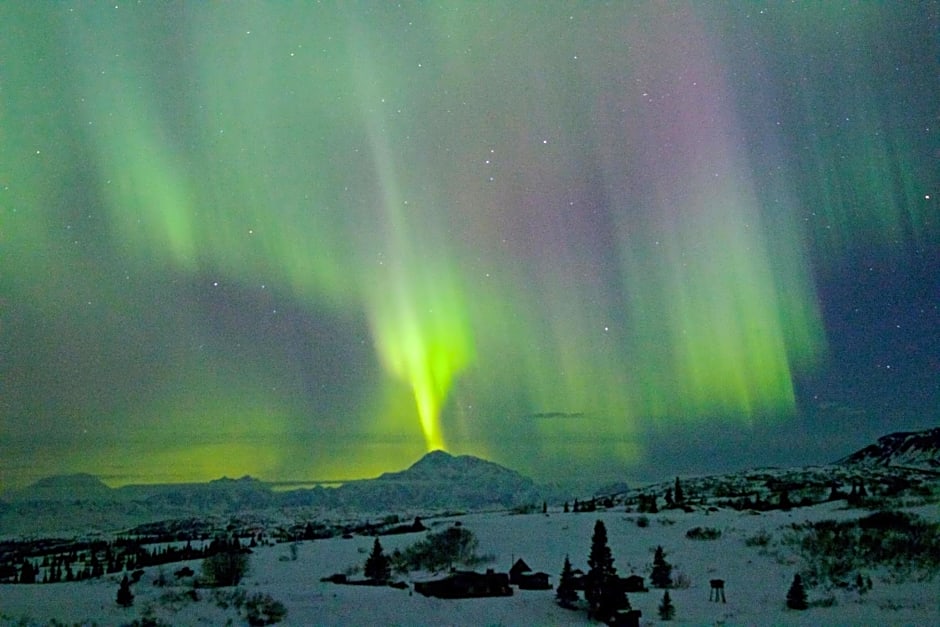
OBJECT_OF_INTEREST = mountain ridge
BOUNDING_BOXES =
[837,426,940,471]
[4,427,937,536]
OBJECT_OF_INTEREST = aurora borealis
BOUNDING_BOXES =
[2,2,937,489]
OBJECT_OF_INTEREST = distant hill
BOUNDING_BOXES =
[837,427,940,471]
[0,451,548,535]
[6,473,114,502]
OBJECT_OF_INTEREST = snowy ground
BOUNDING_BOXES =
[1,500,937,626]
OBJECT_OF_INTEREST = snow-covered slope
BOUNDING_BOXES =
[1,502,937,626]
[837,427,940,471]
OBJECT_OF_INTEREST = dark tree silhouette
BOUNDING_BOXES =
[650,545,672,589]
[19,560,36,584]
[116,574,134,607]
[586,520,629,621]
[786,573,808,610]
[556,554,579,609]
[202,538,249,587]
[658,589,676,620]
[364,538,391,582]
[674,477,684,504]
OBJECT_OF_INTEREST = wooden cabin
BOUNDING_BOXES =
[414,569,513,599]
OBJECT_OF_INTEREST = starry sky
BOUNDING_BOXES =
[2,2,937,490]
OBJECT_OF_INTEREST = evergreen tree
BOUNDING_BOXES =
[650,545,672,589]
[658,589,676,620]
[556,554,578,609]
[90,552,104,578]
[364,538,391,582]
[564,501,570,513]
[848,482,859,505]
[585,520,628,621]
[116,574,134,608]
[674,477,684,504]
[19,560,36,584]
[786,573,808,610]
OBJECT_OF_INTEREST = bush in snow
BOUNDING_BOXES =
[202,549,249,587]
[391,526,490,572]
[744,529,772,547]
[790,510,940,586]
[245,592,287,626]
[685,526,721,540]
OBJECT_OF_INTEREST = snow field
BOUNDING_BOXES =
[1,502,938,625]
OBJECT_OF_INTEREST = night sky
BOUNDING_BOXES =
[2,2,937,490]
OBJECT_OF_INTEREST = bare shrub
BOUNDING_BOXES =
[202,550,249,587]
[245,592,287,626]
[686,526,722,540]
[745,529,772,547]
[672,569,692,589]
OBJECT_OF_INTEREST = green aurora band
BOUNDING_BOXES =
[1,2,935,485]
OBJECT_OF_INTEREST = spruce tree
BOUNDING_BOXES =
[116,574,134,607]
[586,520,613,613]
[658,589,676,620]
[364,538,391,582]
[586,520,628,621]
[674,477,684,504]
[556,554,578,609]
[650,545,672,589]
[786,573,808,610]
[19,560,36,584]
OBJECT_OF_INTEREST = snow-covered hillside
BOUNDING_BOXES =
[1,500,937,626]
[837,427,940,471]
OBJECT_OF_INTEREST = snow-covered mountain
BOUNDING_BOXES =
[837,427,940,471]
[283,450,545,512]
[0,451,546,535]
